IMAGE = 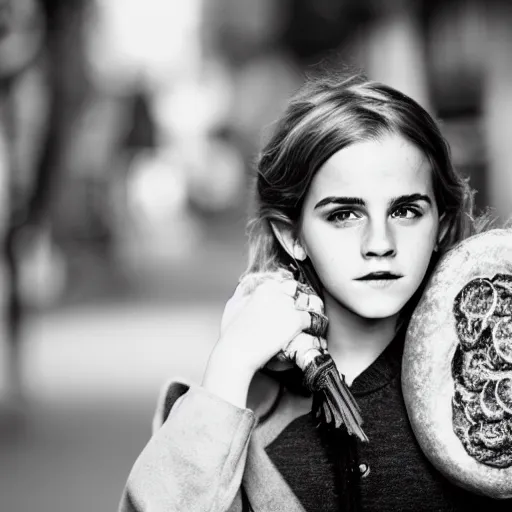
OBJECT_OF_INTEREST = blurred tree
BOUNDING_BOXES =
[281,0,374,66]
[419,0,488,212]
[0,0,92,411]
[0,0,43,411]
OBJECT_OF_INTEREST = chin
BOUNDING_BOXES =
[347,297,408,320]
[356,306,401,320]
[326,287,411,320]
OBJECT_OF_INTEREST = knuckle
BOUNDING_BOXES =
[252,284,269,299]
[256,279,281,297]
[308,295,324,313]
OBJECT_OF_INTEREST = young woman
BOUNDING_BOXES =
[118,73,511,511]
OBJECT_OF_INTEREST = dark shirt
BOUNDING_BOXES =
[265,332,512,511]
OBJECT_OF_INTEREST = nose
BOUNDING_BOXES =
[362,220,396,259]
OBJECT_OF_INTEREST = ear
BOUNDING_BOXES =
[435,212,450,251]
[270,221,307,261]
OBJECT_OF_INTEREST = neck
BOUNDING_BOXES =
[323,293,399,386]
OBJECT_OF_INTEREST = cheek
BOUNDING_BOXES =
[401,230,435,252]
[302,229,357,281]
[398,225,438,275]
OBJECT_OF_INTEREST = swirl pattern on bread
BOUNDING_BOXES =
[452,274,512,468]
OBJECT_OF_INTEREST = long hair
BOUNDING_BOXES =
[242,70,486,512]
[243,70,477,327]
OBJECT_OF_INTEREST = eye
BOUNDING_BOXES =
[327,209,361,224]
[391,206,422,219]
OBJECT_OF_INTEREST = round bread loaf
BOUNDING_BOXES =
[403,228,512,498]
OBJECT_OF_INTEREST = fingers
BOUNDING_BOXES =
[283,332,325,369]
[284,331,317,354]
[235,271,326,306]
[252,276,298,298]
[298,309,314,331]
[280,279,299,298]
[307,294,324,314]
[233,272,327,337]
[235,270,296,298]
[241,274,326,330]
[282,331,328,362]
[294,291,324,314]
[293,282,327,338]
[294,291,310,310]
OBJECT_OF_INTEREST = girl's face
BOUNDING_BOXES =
[299,133,441,319]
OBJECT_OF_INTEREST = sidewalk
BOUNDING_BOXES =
[1,300,224,512]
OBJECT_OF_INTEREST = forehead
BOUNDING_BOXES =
[308,134,433,202]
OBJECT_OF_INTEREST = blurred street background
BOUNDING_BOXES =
[1,0,512,510]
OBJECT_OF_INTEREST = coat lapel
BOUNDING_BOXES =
[242,389,312,511]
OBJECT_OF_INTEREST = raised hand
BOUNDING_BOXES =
[202,270,319,407]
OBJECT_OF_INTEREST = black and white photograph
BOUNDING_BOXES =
[1,1,512,511]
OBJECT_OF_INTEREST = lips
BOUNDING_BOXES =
[355,271,403,281]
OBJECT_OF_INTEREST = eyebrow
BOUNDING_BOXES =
[314,193,433,210]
